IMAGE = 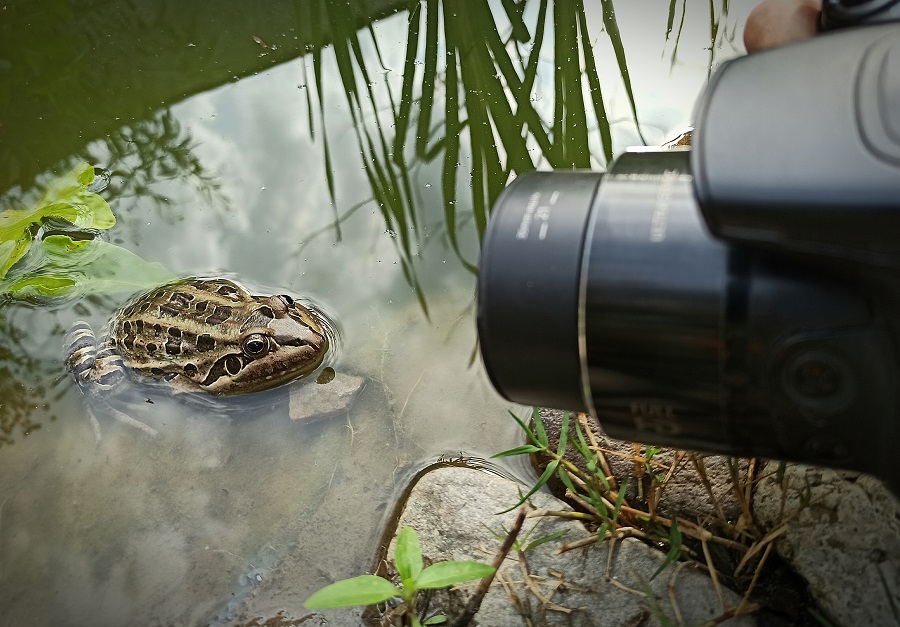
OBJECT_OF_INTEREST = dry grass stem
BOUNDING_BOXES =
[734,525,786,576]
[701,536,728,613]
[737,543,773,616]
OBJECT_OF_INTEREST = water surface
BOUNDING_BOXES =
[0,1,749,623]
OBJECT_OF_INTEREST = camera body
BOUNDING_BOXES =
[477,5,900,491]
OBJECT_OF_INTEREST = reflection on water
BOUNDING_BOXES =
[0,0,747,624]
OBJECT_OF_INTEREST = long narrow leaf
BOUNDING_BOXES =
[598,0,647,144]
[498,459,559,514]
[576,0,613,164]
[650,518,682,581]
[392,0,421,162]
[532,407,549,449]
[415,0,440,159]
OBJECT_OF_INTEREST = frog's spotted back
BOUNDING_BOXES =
[64,278,330,396]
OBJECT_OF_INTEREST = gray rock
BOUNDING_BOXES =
[289,372,366,421]
[386,466,756,626]
[754,462,900,627]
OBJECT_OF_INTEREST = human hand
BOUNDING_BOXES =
[744,0,822,52]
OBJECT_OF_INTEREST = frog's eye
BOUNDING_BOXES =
[242,333,269,357]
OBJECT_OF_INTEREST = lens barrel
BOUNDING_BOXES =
[477,171,601,411]
[477,150,899,489]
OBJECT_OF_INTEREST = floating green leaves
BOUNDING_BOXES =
[0,163,114,280]
[0,163,174,302]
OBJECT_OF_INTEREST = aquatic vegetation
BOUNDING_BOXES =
[0,163,173,302]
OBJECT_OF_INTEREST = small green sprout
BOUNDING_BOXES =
[304,526,495,627]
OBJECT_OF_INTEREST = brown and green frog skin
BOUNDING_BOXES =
[65,278,329,397]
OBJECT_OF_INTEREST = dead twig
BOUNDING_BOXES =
[450,506,526,627]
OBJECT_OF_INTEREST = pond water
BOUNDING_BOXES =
[0,1,750,624]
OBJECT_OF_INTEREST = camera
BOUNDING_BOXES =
[477,1,900,491]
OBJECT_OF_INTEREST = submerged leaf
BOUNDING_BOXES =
[1,235,174,302]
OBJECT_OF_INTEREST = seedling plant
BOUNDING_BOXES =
[305,526,495,626]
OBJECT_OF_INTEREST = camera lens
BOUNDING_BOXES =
[477,149,897,476]
[477,171,601,412]
[478,149,735,448]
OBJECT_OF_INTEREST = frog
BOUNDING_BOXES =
[64,277,330,437]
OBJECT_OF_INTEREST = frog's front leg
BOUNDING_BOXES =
[64,321,158,439]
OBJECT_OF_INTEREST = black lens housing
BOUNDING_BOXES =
[478,150,900,492]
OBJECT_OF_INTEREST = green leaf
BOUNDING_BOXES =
[0,235,174,302]
[415,561,495,589]
[505,409,542,449]
[650,518,683,581]
[497,459,558,514]
[556,411,569,457]
[395,526,424,584]
[523,529,568,552]
[304,574,399,609]
[596,521,610,544]
[532,407,549,448]
[491,444,543,458]
[423,614,447,625]
[611,476,628,527]
[0,163,116,282]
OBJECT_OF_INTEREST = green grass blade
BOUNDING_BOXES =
[669,1,687,70]
[415,0,440,159]
[532,407,549,449]
[501,0,530,42]
[665,0,677,42]
[492,444,544,458]
[650,518,682,581]
[611,476,628,527]
[556,411,569,457]
[504,409,542,448]
[311,48,339,237]
[523,529,569,552]
[598,0,646,144]
[576,0,613,163]
[497,459,559,514]
[392,0,421,162]
[595,521,609,544]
